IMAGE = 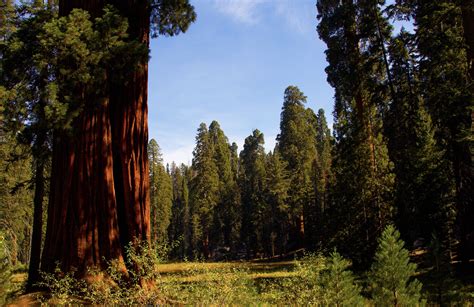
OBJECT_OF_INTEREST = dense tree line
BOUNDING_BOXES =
[144,86,331,260]
[146,0,473,269]
[147,93,333,260]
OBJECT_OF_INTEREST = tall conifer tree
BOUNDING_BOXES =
[264,150,291,256]
[1,1,57,287]
[277,86,317,249]
[190,123,219,258]
[239,129,266,257]
[317,0,395,266]
[384,33,454,244]
[148,139,173,246]
[413,0,473,265]
[208,121,237,249]
[38,0,195,276]
[168,163,191,259]
[311,109,333,250]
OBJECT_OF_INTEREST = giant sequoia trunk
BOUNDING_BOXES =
[109,0,151,250]
[42,97,123,275]
[41,0,150,276]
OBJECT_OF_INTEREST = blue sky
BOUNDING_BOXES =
[148,0,335,165]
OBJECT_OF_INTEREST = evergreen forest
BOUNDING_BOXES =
[1,0,473,304]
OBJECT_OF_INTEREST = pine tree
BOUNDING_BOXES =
[413,0,473,263]
[264,150,290,256]
[369,225,423,306]
[148,139,173,246]
[208,121,237,250]
[2,1,56,287]
[320,251,364,306]
[317,0,395,267]
[168,163,191,259]
[310,108,333,250]
[277,86,317,249]
[384,32,454,244]
[190,123,219,258]
[239,129,266,258]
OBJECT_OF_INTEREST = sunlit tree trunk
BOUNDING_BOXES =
[42,0,150,276]
[41,0,124,267]
[42,96,123,275]
[108,0,151,253]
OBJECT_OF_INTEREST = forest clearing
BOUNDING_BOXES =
[1,0,473,305]
[6,244,474,305]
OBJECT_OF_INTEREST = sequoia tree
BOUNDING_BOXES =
[208,121,239,250]
[413,0,473,264]
[239,129,266,257]
[317,0,395,266]
[276,86,317,249]
[41,0,195,276]
[384,32,454,244]
[189,123,219,258]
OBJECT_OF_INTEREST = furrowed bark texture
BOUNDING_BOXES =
[109,0,151,249]
[42,97,123,275]
[42,0,150,276]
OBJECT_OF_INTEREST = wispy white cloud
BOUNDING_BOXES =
[213,0,266,24]
[212,0,315,34]
[274,0,315,34]
[162,144,194,167]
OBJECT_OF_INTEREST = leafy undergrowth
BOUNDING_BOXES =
[6,235,474,306]
[6,258,474,306]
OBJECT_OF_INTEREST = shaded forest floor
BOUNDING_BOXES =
[6,251,474,305]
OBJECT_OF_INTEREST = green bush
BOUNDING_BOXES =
[261,252,364,306]
[38,242,168,305]
[39,266,84,305]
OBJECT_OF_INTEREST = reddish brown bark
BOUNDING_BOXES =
[42,1,122,276]
[42,0,151,276]
[42,96,123,275]
[109,0,151,249]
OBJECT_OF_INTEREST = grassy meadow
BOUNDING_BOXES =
[6,251,474,306]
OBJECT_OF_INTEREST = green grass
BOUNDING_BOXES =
[7,258,474,305]
[155,260,296,281]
